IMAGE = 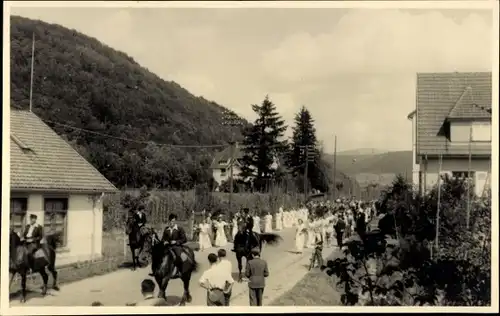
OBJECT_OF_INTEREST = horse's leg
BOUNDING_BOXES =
[39,268,49,296]
[20,272,27,303]
[156,275,169,300]
[9,271,16,289]
[180,273,192,305]
[48,259,59,291]
[130,244,136,270]
[236,253,243,282]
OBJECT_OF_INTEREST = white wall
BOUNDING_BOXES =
[450,121,471,143]
[422,158,490,196]
[12,192,103,267]
[212,165,242,186]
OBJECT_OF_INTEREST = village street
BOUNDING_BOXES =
[10,228,336,307]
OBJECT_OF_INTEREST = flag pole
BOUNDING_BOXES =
[29,32,36,112]
[435,154,443,252]
[466,126,472,229]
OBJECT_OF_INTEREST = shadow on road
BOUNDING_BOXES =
[10,288,54,302]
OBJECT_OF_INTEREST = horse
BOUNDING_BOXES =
[232,220,282,282]
[125,218,154,270]
[9,230,62,303]
[149,230,199,306]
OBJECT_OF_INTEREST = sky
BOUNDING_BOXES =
[9,4,494,154]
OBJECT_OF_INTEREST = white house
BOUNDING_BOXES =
[407,72,492,197]
[210,143,280,187]
[10,110,118,266]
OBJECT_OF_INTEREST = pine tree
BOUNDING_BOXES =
[240,96,287,191]
[287,106,330,192]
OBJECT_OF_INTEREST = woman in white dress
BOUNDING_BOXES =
[264,212,273,232]
[214,216,228,247]
[198,218,212,251]
[253,214,261,234]
[231,215,239,241]
[307,218,317,248]
[295,219,306,253]
[275,207,283,231]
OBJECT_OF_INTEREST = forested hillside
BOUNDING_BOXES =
[10,16,246,190]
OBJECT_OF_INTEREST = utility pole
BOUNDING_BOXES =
[29,32,35,112]
[332,135,337,200]
[222,110,243,217]
[299,144,315,201]
[466,125,472,229]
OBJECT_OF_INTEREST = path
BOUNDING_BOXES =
[10,227,326,307]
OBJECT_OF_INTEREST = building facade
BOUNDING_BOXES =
[10,110,118,266]
[408,72,492,197]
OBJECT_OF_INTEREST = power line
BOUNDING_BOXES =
[43,119,287,150]
[42,119,226,149]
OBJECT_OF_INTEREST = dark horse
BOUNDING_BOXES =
[149,230,199,306]
[233,221,282,282]
[125,218,154,270]
[9,230,61,303]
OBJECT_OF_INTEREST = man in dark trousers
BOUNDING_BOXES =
[232,208,254,252]
[23,214,44,257]
[149,213,187,277]
[245,248,269,306]
[334,213,346,248]
[355,211,367,239]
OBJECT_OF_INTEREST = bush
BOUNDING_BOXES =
[323,174,491,306]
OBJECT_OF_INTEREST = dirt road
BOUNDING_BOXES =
[10,227,327,307]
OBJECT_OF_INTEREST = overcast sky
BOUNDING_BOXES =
[10,5,493,153]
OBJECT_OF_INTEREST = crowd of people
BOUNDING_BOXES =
[194,197,377,255]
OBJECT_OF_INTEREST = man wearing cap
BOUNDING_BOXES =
[23,214,44,259]
[149,213,188,277]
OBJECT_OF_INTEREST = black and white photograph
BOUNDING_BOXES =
[2,0,497,313]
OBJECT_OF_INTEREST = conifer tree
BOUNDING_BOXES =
[240,96,287,191]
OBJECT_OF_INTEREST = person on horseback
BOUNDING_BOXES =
[149,213,187,277]
[134,204,147,228]
[231,208,254,252]
[22,214,44,262]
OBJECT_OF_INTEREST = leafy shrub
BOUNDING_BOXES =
[323,175,491,306]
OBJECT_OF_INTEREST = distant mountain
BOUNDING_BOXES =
[324,150,413,187]
[337,148,389,156]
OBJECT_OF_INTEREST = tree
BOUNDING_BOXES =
[287,106,329,192]
[324,175,491,306]
[240,96,287,191]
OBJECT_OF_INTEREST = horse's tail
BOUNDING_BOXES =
[259,232,282,246]
[45,233,59,250]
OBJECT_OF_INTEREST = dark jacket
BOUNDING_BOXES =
[161,225,187,245]
[356,215,366,235]
[23,223,43,244]
[334,220,346,233]
[244,214,254,231]
[245,257,269,289]
[134,211,147,227]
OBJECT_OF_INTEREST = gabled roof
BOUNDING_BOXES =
[416,72,492,156]
[447,86,492,119]
[210,145,244,169]
[10,110,118,193]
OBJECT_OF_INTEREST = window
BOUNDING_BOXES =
[44,198,68,247]
[471,121,491,142]
[220,168,227,176]
[452,171,476,186]
[10,198,27,236]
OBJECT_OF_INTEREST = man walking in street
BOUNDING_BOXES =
[134,279,167,306]
[199,253,234,306]
[334,213,346,248]
[245,248,269,306]
[217,249,233,306]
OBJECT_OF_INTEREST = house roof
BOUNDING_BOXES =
[447,86,492,119]
[416,72,492,156]
[10,110,118,193]
[210,145,244,169]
